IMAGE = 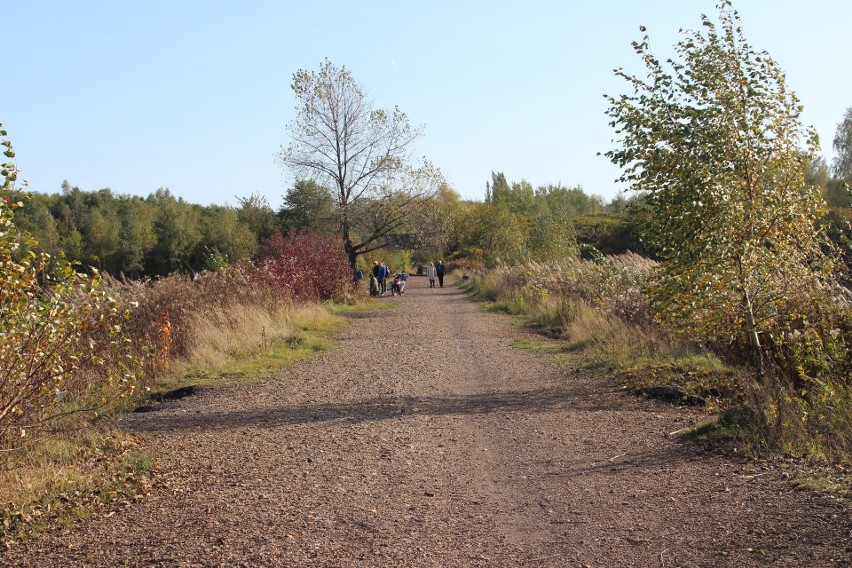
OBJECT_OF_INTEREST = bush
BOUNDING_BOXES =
[255,229,353,302]
[1,141,139,458]
[467,253,852,463]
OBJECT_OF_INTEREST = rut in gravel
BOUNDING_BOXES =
[3,276,850,567]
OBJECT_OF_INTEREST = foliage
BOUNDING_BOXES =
[818,208,851,283]
[573,212,644,256]
[465,254,657,334]
[406,183,461,259]
[486,172,535,215]
[278,59,443,272]
[0,126,139,457]
[2,253,350,540]
[237,193,280,243]
[602,2,851,462]
[832,107,852,183]
[196,205,258,267]
[10,184,281,278]
[527,204,576,262]
[604,1,838,377]
[255,229,353,302]
[466,256,851,463]
[469,203,529,266]
[278,180,337,236]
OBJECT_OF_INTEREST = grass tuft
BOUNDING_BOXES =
[0,430,153,540]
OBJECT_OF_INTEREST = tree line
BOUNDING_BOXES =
[12,165,845,284]
[10,175,652,279]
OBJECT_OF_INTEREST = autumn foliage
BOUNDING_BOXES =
[255,229,353,302]
[1,127,139,456]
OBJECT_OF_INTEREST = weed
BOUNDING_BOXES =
[512,339,560,352]
[0,430,152,540]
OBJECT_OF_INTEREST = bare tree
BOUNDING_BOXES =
[279,59,441,272]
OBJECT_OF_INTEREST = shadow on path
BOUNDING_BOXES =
[129,385,597,434]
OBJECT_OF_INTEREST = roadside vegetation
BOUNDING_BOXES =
[2,0,850,541]
[464,3,851,477]
[1,129,359,537]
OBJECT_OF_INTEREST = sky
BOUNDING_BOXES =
[3,1,851,208]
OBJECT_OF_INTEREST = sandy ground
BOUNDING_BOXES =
[3,276,850,567]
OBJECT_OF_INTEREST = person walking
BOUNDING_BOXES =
[436,260,446,288]
[379,262,389,296]
[426,262,437,288]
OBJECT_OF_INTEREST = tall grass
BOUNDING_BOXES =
[465,254,852,465]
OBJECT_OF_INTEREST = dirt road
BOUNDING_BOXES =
[4,276,849,566]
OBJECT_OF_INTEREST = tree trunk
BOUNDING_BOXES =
[741,287,764,379]
[343,239,358,278]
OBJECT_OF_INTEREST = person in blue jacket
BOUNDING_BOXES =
[378,262,389,296]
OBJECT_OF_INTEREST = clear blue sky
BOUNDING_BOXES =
[4,1,851,207]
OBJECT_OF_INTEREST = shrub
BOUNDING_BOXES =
[255,229,353,302]
[1,131,139,458]
[467,253,852,463]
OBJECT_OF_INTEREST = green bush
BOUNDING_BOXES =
[1,127,139,459]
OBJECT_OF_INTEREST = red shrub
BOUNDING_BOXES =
[255,230,352,301]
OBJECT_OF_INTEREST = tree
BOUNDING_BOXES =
[278,59,442,273]
[407,183,462,259]
[485,171,510,203]
[527,205,577,262]
[11,196,62,256]
[237,193,280,243]
[278,180,336,235]
[145,188,202,275]
[469,203,528,266]
[114,196,156,277]
[832,107,852,183]
[0,125,138,456]
[604,1,834,375]
[85,207,120,271]
[198,205,258,267]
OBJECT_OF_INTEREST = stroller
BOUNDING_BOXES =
[390,273,408,296]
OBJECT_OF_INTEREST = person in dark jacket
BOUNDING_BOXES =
[371,261,383,296]
[378,262,389,296]
[436,260,446,288]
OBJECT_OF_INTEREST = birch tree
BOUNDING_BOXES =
[604,1,835,375]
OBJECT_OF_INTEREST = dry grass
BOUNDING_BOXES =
[0,429,153,539]
[184,304,299,366]
[2,264,357,541]
[465,256,852,468]
[158,302,345,394]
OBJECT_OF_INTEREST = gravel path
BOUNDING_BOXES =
[3,276,850,567]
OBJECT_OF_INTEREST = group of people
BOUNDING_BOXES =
[425,260,445,288]
[369,260,446,296]
[371,261,392,296]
